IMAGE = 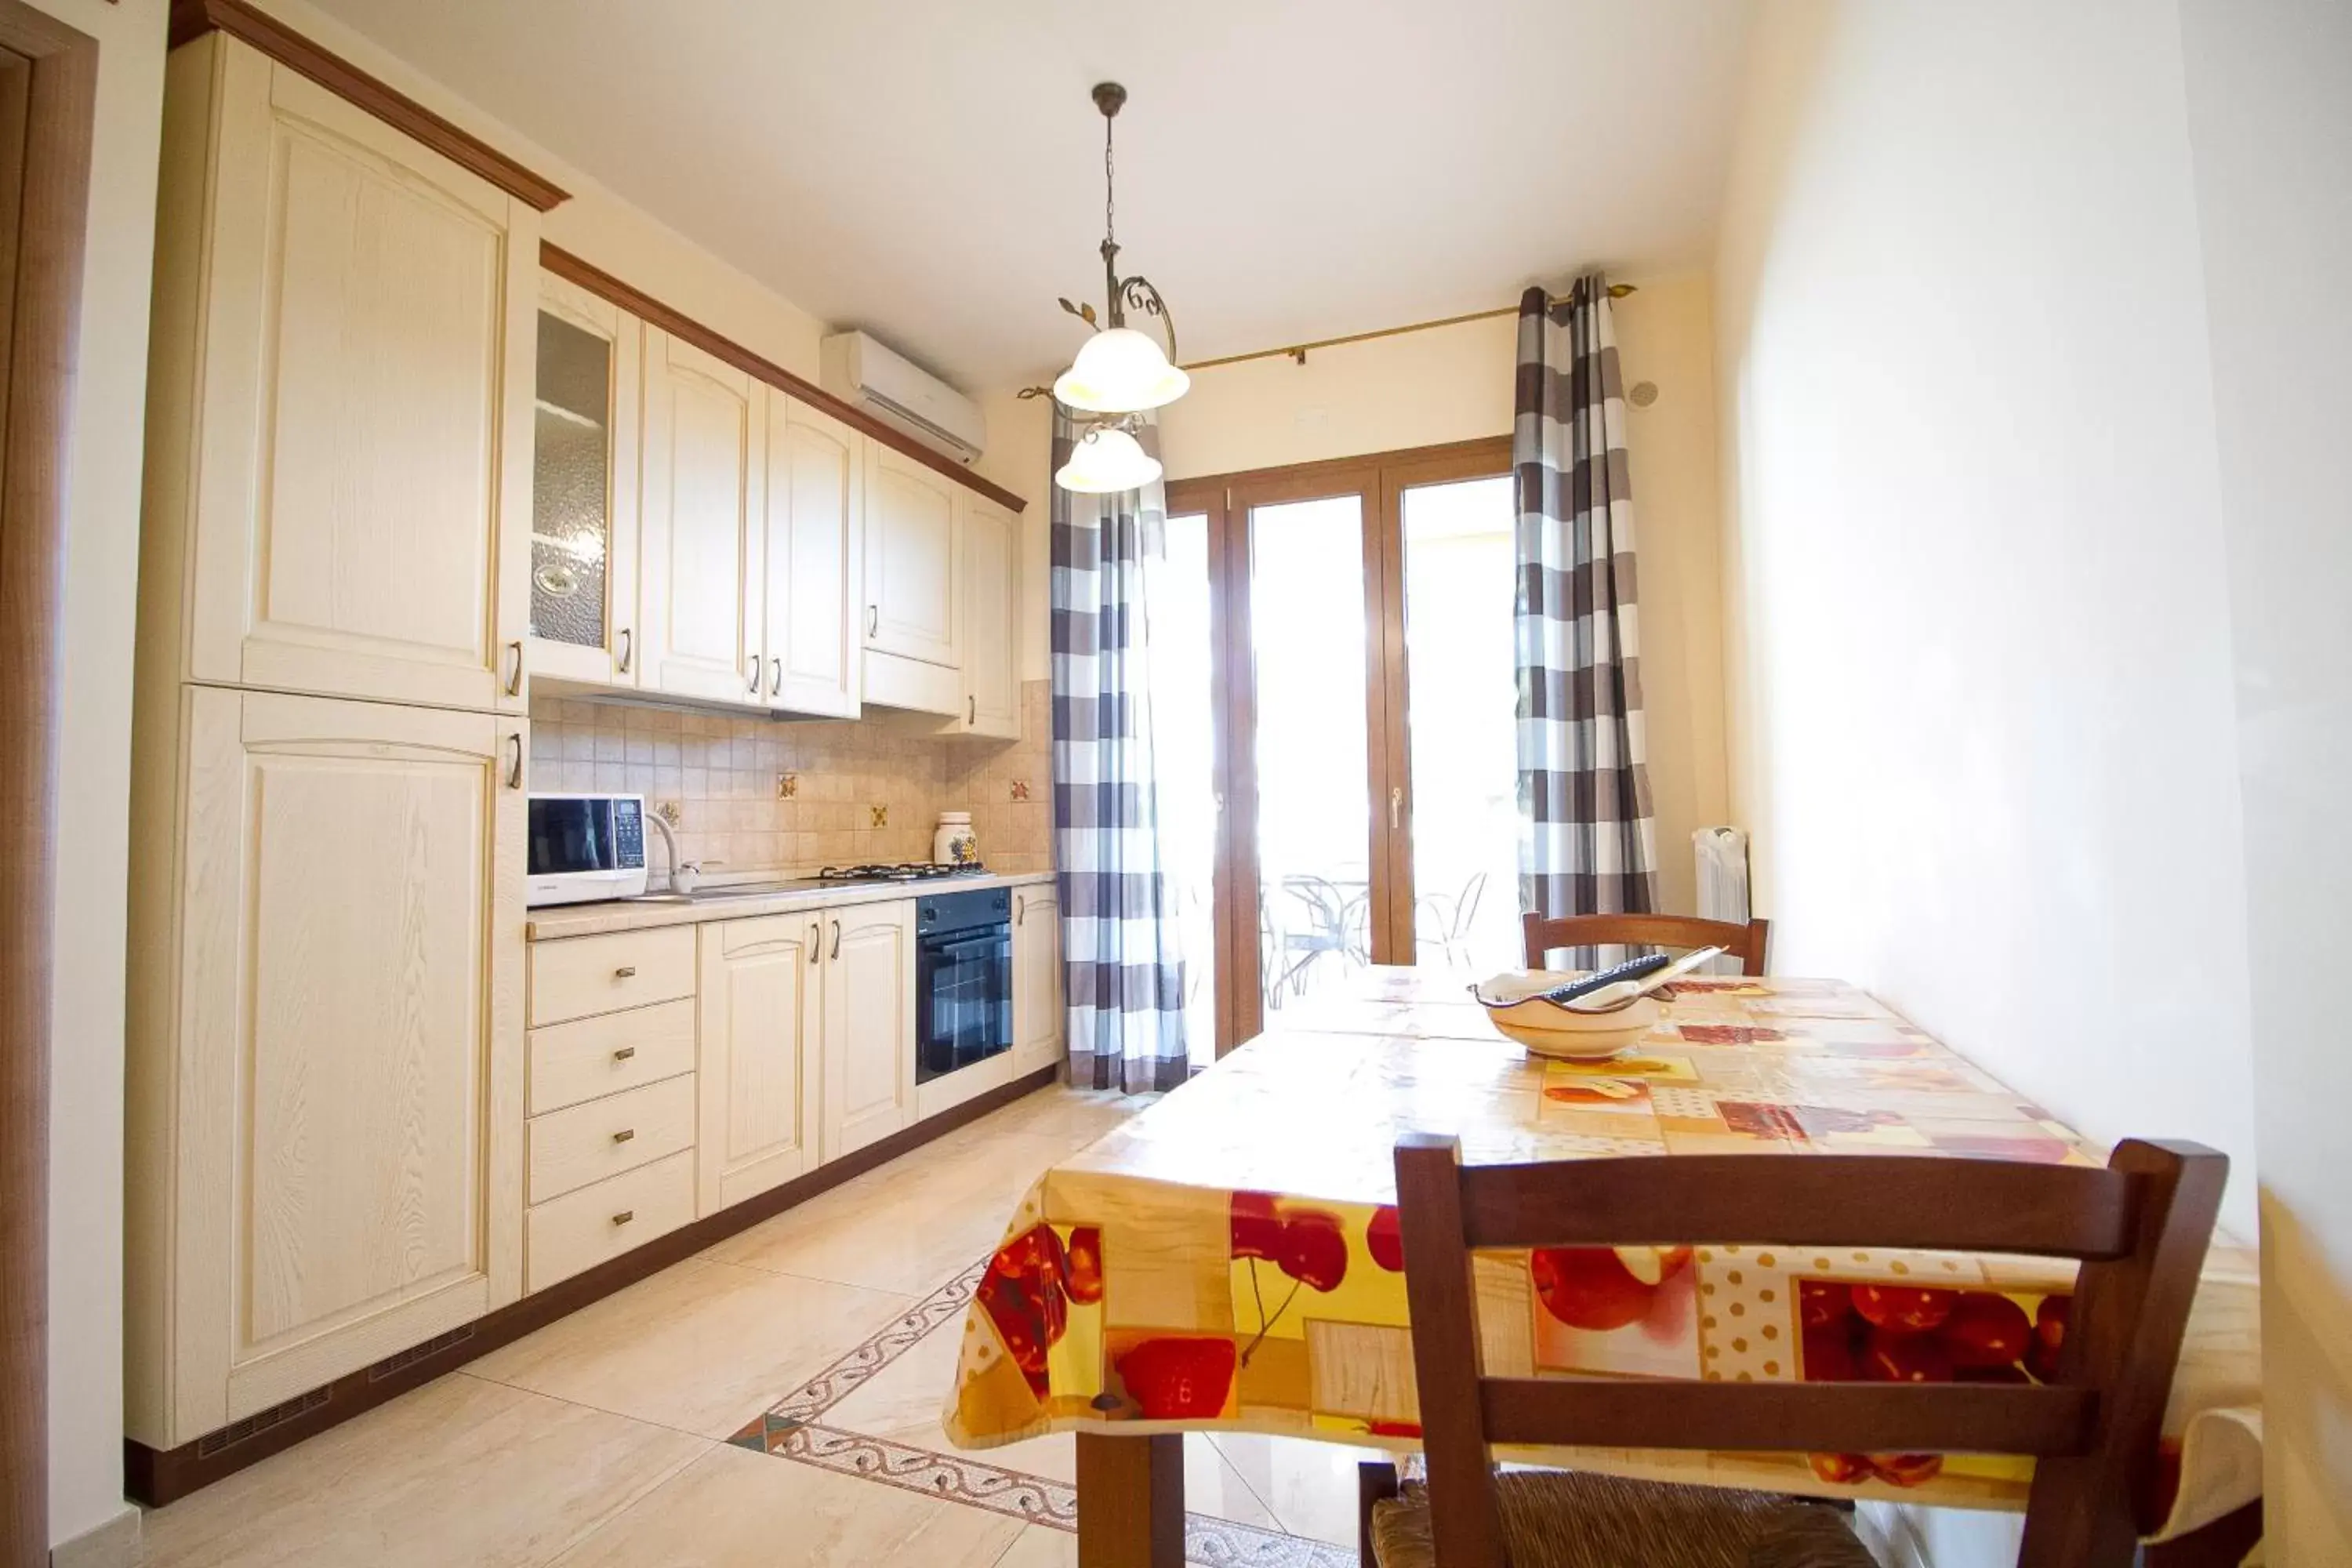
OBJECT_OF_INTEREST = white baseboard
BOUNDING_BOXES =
[51,1504,140,1568]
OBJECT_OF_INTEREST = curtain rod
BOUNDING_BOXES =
[1014,283,1639,395]
[1181,283,1637,372]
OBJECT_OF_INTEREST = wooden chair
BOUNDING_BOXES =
[1360,1134,2227,1568]
[1522,912,1772,976]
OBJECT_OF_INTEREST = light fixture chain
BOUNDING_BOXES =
[1103,111,1116,250]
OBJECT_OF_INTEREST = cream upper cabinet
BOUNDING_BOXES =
[763,397,866,717]
[640,328,767,706]
[1011,884,1064,1076]
[149,35,534,715]
[820,901,917,1162]
[126,687,524,1444]
[955,495,1021,738]
[528,271,643,688]
[863,444,961,668]
[697,915,822,1212]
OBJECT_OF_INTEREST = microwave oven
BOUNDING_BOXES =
[527,793,649,906]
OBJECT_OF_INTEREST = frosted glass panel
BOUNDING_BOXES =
[532,312,612,648]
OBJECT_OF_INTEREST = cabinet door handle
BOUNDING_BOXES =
[967,695,976,724]
[771,656,782,698]
[506,640,524,696]
[612,1210,635,1226]
[748,656,763,695]
[1389,786,1404,830]
[1015,894,1025,927]
[829,919,841,960]
[612,1046,637,1062]
[615,965,637,978]
[505,733,524,789]
[808,921,821,964]
[866,604,879,637]
[612,1128,636,1144]
[616,626,633,673]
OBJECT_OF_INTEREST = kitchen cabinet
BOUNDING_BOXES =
[864,442,962,673]
[762,396,866,717]
[696,913,823,1212]
[955,494,1021,738]
[528,270,643,687]
[125,688,526,1444]
[144,34,533,715]
[639,328,767,706]
[1011,884,1065,1076]
[820,901,919,1161]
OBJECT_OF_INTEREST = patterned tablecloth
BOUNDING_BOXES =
[944,970,2263,1541]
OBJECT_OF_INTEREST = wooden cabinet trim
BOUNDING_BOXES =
[540,241,1026,515]
[167,0,568,211]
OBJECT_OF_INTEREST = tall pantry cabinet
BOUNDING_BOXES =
[126,31,539,1449]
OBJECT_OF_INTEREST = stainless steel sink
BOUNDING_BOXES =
[626,881,824,906]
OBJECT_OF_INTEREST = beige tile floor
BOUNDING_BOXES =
[138,1085,1367,1566]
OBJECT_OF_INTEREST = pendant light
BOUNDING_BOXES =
[1051,82,1188,419]
[1054,423,1163,494]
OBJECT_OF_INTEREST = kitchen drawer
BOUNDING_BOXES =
[528,998,698,1116]
[528,1073,697,1204]
[526,1149,696,1294]
[530,927,696,1026]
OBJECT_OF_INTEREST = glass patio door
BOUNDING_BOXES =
[1166,437,1518,1056]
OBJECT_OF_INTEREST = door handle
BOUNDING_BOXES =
[1015,894,1025,927]
[829,919,841,960]
[1390,786,1403,830]
[748,655,763,695]
[866,604,879,637]
[771,657,782,698]
[967,695,976,724]
[505,640,524,696]
[616,626,632,673]
[808,920,821,964]
[505,733,524,789]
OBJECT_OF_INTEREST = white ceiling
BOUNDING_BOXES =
[310,0,1754,389]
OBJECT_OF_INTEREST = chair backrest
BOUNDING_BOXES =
[1521,912,1771,976]
[1392,1134,2226,1568]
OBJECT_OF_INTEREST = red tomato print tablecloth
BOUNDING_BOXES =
[942,970,2263,1541]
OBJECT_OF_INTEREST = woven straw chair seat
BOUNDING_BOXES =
[1367,1471,1875,1568]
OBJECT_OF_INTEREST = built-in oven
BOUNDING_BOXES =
[527,792,648,906]
[915,886,1013,1083]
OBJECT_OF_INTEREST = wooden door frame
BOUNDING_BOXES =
[0,3,96,1561]
[1167,435,1514,1056]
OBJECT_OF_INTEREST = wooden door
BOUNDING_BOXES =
[957,494,1020,737]
[528,270,642,687]
[1011,884,1063,1075]
[764,395,865,717]
[180,39,533,713]
[820,900,916,1162]
[641,328,766,706]
[165,687,524,1437]
[863,443,960,667]
[696,914,822,1212]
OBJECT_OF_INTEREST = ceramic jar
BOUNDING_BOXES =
[934,811,978,867]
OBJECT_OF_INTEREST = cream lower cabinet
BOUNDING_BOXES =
[819,901,918,1161]
[146,33,534,715]
[1011,884,1065,1076]
[697,914,824,1211]
[125,688,526,1447]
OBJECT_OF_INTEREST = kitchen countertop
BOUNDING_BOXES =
[524,869,1057,942]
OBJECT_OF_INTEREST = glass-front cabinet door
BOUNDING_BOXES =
[528,270,642,685]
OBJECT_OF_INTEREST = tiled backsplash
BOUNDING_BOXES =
[528,680,1053,875]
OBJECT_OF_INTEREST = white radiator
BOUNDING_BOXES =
[1693,826,1751,975]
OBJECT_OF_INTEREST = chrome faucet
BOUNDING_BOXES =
[645,809,699,895]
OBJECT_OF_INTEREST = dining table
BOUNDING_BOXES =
[942,966,2264,1567]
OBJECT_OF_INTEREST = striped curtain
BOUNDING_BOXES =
[1514,279,1660,960]
[1050,409,1189,1091]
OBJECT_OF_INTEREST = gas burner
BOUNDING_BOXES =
[815,862,989,884]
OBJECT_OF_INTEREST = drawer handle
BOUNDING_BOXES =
[612,1128,636,1144]
[612,1209,635,1226]
[614,965,637,978]
[612,1046,637,1062]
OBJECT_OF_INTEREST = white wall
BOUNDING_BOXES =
[1712,0,2259,1250]
[31,0,166,1550]
[1152,279,1732,914]
[2176,0,2352,1554]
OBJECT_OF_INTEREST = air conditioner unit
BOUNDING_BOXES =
[818,331,986,466]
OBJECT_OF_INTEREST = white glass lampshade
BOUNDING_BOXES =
[1054,424,1163,494]
[1051,326,1191,414]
